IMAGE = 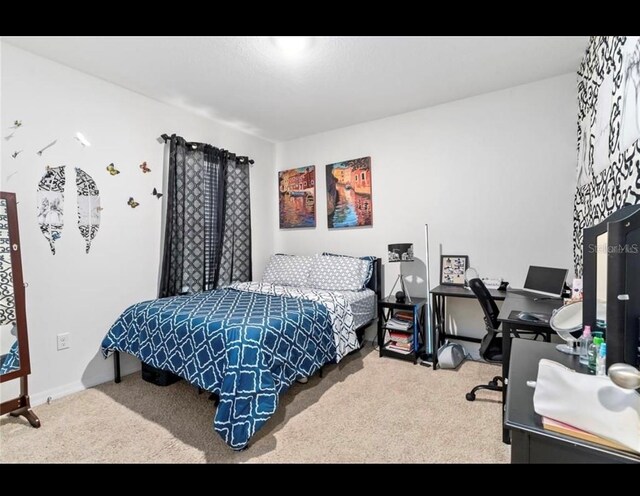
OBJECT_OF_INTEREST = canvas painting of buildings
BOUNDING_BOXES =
[326,157,372,228]
[278,166,316,228]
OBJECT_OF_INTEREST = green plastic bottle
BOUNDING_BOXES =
[588,335,604,374]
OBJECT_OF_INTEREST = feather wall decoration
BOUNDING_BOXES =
[37,166,65,255]
[75,168,101,254]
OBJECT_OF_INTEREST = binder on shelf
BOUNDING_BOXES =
[385,344,414,354]
[388,342,412,351]
[393,310,414,322]
[385,317,413,331]
[388,332,413,344]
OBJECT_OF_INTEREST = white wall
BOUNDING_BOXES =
[0,41,578,403]
[274,74,578,350]
[0,44,275,403]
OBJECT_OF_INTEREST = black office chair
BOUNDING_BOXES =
[465,278,544,402]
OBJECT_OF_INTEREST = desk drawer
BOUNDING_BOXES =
[512,430,638,464]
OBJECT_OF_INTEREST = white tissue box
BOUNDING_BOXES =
[532,359,640,453]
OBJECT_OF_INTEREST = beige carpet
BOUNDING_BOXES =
[0,347,509,463]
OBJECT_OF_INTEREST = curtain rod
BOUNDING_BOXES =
[159,134,254,165]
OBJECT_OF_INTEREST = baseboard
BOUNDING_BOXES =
[30,381,87,407]
[30,368,138,407]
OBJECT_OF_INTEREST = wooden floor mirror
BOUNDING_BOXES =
[0,192,40,428]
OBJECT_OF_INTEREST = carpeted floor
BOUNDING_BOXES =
[0,347,509,463]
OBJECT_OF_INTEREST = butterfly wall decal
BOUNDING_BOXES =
[140,161,151,173]
[106,163,120,175]
[152,188,163,199]
[10,120,22,129]
[37,139,57,156]
[127,197,140,208]
[11,150,22,159]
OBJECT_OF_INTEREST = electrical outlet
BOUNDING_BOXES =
[57,333,70,351]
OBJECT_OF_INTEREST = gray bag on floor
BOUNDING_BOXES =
[437,341,466,369]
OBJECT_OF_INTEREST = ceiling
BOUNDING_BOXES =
[3,36,588,142]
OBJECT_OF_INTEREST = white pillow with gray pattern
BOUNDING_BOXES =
[262,254,316,287]
[308,254,370,291]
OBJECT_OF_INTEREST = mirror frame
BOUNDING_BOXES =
[582,204,640,334]
[0,191,31,383]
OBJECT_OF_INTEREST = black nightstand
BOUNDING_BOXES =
[377,296,426,364]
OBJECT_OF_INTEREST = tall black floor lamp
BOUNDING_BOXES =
[420,224,434,366]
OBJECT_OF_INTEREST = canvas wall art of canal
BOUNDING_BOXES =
[326,156,373,229]
[279,166,316,228]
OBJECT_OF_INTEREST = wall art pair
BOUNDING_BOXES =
[37,166,100,254]
[279,156,373,229]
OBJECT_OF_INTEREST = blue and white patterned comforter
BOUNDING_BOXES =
[0,340,20,375]
[101,283,359,449]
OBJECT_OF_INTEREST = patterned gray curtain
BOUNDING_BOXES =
[203,147,227,291]
[159,135,249,297]
[217,157,252,285]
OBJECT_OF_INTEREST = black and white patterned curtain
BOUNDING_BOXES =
[159,135,251,298]
[218,158,252,286]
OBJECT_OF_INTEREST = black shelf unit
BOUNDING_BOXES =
[377,296,427,364]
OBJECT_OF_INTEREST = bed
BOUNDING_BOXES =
[101,255,380,449]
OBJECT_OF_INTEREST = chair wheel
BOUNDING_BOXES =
[466,392,476,401]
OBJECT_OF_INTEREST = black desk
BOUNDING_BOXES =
[505,339,640,463]
[498,292,562,443]
[430,285,507,369]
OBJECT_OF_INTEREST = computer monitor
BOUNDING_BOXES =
[523,266,568,297]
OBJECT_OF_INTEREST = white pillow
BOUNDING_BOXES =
[308,255,369,291]
[262,254,316,287]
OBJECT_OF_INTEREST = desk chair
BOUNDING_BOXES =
[465,278,545,402]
